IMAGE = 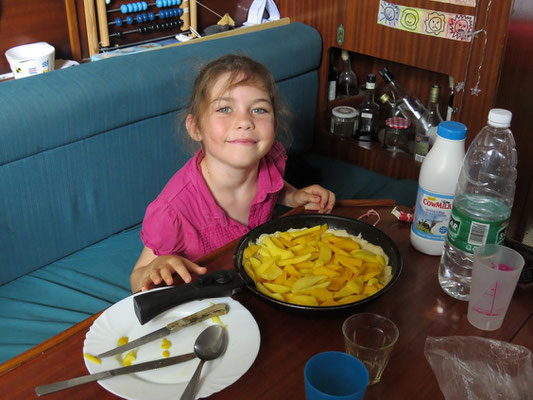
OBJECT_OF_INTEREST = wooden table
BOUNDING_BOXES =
[1,200,531,399]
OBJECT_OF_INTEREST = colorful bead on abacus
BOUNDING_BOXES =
[126,15,134,24]
[158,8,181,19]
[156,0,180,8]
[115,17,123,27]
[136,13,148,23]
[120,2,148,14]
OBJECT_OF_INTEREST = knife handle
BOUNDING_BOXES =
[134,270,244,325]
[167,303,229,330]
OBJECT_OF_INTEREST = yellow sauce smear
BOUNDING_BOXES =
[118,336,129,346]
[162,350,170,358]
[161,338,171,349]
[83,353,101,365]
[209,302,226,326]
[122,350,136,366]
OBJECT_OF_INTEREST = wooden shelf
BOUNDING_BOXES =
[316,129,421,180]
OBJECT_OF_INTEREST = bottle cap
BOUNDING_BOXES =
[429,85,440,103]
[488,108,512,128]
[386,117,410,129]
[341,50,350,61]
[379,67,394,83]
[332,106,358,119]
[437,121,467,140]
[366,74,376,83]
[379,93,391,103]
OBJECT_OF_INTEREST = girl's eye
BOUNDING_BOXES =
[217,106,231,113]
[252,107,269,114]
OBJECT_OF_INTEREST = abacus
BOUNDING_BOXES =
[83,0,198,56]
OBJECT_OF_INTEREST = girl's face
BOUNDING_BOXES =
[187,72,276,170]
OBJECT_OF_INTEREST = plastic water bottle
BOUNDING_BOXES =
[438,109,517,300]
[410,121,467,255]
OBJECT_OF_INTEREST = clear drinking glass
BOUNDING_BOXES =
[342,313,399,385]
[384,117,410,153]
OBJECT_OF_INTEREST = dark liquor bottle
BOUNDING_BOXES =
[356,74,380,141]
[328,60,338,101]
[337,50,358,97]
[446,76,455,121]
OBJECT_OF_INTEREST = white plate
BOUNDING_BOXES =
[83,292,260,400]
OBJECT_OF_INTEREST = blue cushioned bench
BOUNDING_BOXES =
[0,22,416,364]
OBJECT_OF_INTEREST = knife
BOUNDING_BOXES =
[134,270,246,324]
[98,303,229,358]
[35,352,196,396]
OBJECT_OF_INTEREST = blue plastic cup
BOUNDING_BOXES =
[304,351,369,400]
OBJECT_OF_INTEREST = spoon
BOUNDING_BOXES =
[180,325,228,400]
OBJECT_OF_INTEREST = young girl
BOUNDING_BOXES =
[130,54,335,293]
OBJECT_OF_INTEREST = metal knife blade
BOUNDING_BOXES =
[35,352,196,396]
[97,303,229,358]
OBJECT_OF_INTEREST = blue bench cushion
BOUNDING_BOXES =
[294,153,418,207]
[0,226,142,363]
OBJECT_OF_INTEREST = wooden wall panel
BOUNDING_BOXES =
[0,0,72,73]
[196,0,253,29]
[458,0,513,143]
[495,0,533,242]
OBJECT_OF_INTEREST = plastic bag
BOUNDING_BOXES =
[424,336,533,400]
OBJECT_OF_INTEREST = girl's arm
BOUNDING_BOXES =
[278,181,336,213]
[130,246,207,293]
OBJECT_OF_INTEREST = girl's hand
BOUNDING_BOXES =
[131,249,207,292]
[281,183,336,214]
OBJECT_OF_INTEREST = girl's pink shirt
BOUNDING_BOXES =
[141,141,286,261]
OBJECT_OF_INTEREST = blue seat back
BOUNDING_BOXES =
[0,22,322,285]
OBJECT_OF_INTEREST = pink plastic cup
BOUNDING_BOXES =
[467,244,525,331]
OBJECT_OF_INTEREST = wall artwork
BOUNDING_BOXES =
[377,0,475,42]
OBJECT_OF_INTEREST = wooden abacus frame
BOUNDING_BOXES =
[82,0,198,56]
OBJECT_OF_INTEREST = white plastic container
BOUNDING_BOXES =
[410,121,467,255]
[5,42,55,79]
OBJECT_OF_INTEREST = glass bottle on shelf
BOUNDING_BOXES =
[337,50,358,97]
[356,74,380,141]
[378,67,428,133]
[422,85,444,145]
[378,93,402,146]
[328,57,339,101]
[446,76,455,121]
[415,85,444,162]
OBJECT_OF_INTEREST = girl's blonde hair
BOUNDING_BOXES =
[181,53,292,153]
